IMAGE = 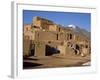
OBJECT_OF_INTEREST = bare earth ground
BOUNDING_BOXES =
[23,54,91,69]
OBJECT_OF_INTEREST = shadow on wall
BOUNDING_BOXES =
[46,45,60,56]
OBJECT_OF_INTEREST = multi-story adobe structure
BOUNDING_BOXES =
[23,16,90,57]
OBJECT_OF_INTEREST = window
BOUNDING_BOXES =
[70,33,72,39]
[85,45,88,48]
[57,34,58,40]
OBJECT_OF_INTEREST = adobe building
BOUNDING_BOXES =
[23,16,90,57]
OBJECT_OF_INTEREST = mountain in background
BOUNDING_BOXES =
[66,24,91,40]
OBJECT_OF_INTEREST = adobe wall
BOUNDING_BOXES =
[23,36,31,57]
[33,31,76,43]
[32,16,54,30]
[49,24,59,32]
[23,16,90,57]
[34,31,57,41]
[24,24,31,33]
[33,20,41,28]
[34,42,45,57]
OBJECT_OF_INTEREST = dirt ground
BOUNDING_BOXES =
[23,53,91,69]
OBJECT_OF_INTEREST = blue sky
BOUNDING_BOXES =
[23,10,91,31]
